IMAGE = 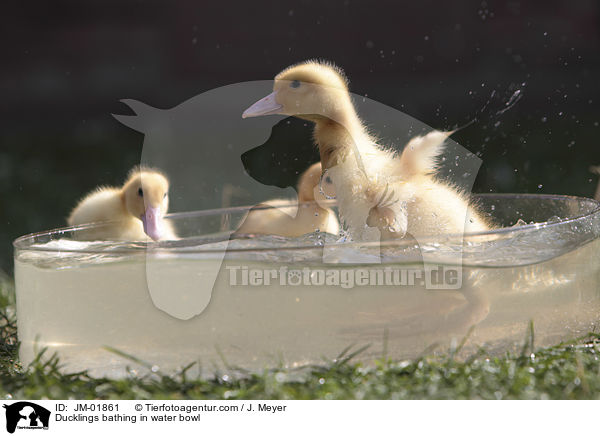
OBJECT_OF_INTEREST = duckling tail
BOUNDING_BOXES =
[398,130,452,177]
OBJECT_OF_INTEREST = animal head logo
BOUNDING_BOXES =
[112,79,482,320]
[3,402,50,433]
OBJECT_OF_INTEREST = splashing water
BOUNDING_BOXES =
[496,89,523,115]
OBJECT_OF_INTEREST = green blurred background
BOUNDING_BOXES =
[2,0,599,273]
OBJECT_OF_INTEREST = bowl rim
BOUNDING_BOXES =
[13,193,600,255]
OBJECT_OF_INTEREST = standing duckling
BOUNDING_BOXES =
[68,166,176,241]
[235,162,339,237]
[243,60,491,241]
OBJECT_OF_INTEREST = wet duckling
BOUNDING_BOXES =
[68,167,176,241]
[243,60,491,241]
[235,162,339,237]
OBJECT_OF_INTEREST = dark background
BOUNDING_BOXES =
[2,0,599,273]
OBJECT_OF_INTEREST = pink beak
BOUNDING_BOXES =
[141,206,163,241]
[242,91,283,118]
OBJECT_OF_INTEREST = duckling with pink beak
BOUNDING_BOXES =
[68,166,176,241]
[242,60,492,241]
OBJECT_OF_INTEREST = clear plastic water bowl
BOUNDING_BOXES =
[13,194,600,377]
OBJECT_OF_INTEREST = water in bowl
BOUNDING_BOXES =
[13,194,600,377]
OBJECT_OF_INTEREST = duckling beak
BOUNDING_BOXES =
[141,206,163,241]
[242,92,283,118]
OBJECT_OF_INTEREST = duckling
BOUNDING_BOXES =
[235,162,339,237]
[243,60,491,241]
[68,167,176,241]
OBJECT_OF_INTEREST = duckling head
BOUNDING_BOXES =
[296,162,336,207]
[242,60,353,123]
[122,168,170,241]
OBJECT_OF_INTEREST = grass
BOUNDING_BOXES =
[1,274,599,400]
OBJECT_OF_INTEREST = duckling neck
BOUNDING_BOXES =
[118,190,138,222]
[313,114,366,170]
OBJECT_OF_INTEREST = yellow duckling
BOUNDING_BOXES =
[68,167,176,241]
[235,162,339,237]
[243,60,491,241]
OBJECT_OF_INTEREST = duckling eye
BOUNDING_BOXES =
[137,188,143,197]
[163,192,168,199]
[290,80,301,89]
